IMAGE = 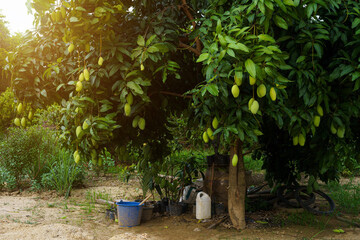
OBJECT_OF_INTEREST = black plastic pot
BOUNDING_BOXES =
[179,202,188,213]
[141,205,154,222]
[106,208,116,220]
[215,203,226,215]
[169,202,183,216]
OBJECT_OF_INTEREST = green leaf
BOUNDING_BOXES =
[197,53,210,63]
[283,0,295,6]
[100,104,113,112]
[306,4,314,18]
[218,50,226,61]
[245,59,256,78]
[238,129,244,141]
[313,43,322,58]
[274,0,288,12]
[206,84,219,96]
[69,17,79,22]
[354,79,360,91]
[218,34,227,47]
[147,46,159,53]
[227,48,235,57]
[56,84,65,91]
[137,35,145,47]
[63,2,71,8]
[146,35,157,46]
[264,0,274,10]
[352,18,360,29]
[340,65,354,77]
[228,43,249,52]
[152,43,169,53]
[109,65,120,77]
[80,97,96,104]
[75,6,86,11]
[94,7,107,17]
[91,18,99,24]
[216,20,222,34]
[127,81,144,94]
[258,34,275,43]
[274,15,288,30]
[296,56,306,63]
[40,89,47,97]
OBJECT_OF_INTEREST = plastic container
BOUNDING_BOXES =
[141,205,154,222]
[215,203,226,215]
[196,192,211,219]
[169,203,183,216]
[116,201,143,227]
[106,208,116,220]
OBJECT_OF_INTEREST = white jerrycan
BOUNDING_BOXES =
[196,192,211,219]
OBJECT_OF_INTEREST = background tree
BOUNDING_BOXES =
[0,11,12,91]
[0,11,23,92]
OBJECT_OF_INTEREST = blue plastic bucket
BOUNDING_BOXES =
[116,201,144,227]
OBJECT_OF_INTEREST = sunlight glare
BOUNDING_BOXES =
[0,0,34,35]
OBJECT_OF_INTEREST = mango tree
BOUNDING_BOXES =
[6,0,360,230]
[191,0,360,229]
[8,0,201,166]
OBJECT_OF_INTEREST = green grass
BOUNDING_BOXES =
[326,179,360,215]
[286,211,331,230]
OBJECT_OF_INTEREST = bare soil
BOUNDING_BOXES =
[0,175,359,240]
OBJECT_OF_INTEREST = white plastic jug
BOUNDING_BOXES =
[196,191,211,219]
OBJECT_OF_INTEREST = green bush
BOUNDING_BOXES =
[0,167,17,191]
[41,148,85,198]
[33,103,62,128]
[0,126,58,188]
[0,88,16,131]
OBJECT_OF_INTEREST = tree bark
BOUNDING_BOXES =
[228,139,246,229]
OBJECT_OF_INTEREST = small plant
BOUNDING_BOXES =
[83,190,112,213]
[118,164,136,182]
[326,179,360,215]
[41,148,85,198]
[0,126,57,187]
[287,211,331,230]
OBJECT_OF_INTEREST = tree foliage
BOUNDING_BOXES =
[0,11,23,92]
[191,0,360,188]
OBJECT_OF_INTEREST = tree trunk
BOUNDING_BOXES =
[228,139,246,229]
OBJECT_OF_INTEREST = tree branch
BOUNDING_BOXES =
[179,41,201,56]
[179,0,202,55]
[243,144,259,156]
[149,90,192,99]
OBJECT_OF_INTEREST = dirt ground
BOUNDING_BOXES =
[0,176,360,240]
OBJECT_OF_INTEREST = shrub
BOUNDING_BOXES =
[0,126,58,188]
[41,148,85,198]
[0,167,17,191]
[32,103,62,129]
[0,88,16,131]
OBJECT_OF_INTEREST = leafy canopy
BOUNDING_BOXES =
[5,0,360,189]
